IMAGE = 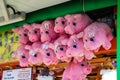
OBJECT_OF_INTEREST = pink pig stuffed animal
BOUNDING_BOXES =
[12,45,29,67]
[54,17,66,34]
[12,26,29,44]
[54,35,71,63]
[65,14,92,35]
[25,42,43,66]
[23,23,40,42]
[41,43,58,66]
[63,35,94,62]
[81,22,113,52]
[62,61,92,80]
[40,20,58,42]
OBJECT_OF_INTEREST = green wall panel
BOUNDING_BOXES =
[117,0,119,80]
[0,0,117,31]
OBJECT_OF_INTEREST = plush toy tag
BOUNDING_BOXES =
[38,75,54,80]
[18,52,24,56]
[55,44,59,52]
[29,50,35,56]
[44,23,49,29]
[73,39,76,42]
[43,44,48,49]
[89,33,94,37]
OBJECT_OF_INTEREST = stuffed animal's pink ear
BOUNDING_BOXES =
[65,14,72,19]
[25,45,32,50]
[77,32,83,39]
[12,27,22,33]
[23,24,32,30]
[12,28,19,32]
[73,14,82,19]
[70,35,76,39]
[32,23,41,29]
[61,38,69,45]
[48,43,54,50]
[35,47,42,52]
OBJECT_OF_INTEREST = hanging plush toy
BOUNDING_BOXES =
[64,13,92,35]
[12,45,29,67]
[81,22,113,52]
[25,42,43,66]
[63,35,94,62]
[12,26,29,44]
[23,23,41,42]
[54,35,71,63]
[54,17,66,34]
[37,67,54,80]
[62,61,92,80]
[40,20,58,42]
[41,42,58,66]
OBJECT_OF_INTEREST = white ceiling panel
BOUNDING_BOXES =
[0,0,70,17]
[0,7,3,16]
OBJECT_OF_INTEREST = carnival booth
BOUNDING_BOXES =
[0,0,117,80]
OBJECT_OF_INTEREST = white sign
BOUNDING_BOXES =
[37,75,54,80]
[2,68,32,80]
[100,69,116,80]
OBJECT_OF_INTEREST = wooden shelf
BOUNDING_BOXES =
[0,61,19,68]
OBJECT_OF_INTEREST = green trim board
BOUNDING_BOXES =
[117,0,119,80]
[0,0,117,31]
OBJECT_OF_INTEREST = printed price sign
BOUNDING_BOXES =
[2,68,32,80]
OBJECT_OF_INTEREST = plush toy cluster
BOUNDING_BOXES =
[12,13,113,80]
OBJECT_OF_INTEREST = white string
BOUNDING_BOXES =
[83,0,85,13]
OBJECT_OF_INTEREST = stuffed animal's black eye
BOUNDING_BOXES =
[62,21,65,24]
[56,22,58,24]
[81,64,84,66]
[45,31,49,34]
[85,39,87,42]
[68,22,70,25]
[22,55,26,58]
[34,54,37,57]
[60,47,64,51]
[90,37,94,41]
[73,45,77,48]
[34,30,37,34]
[24,34,27,37]
[46,53,50,56]
[73,22,76,26]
